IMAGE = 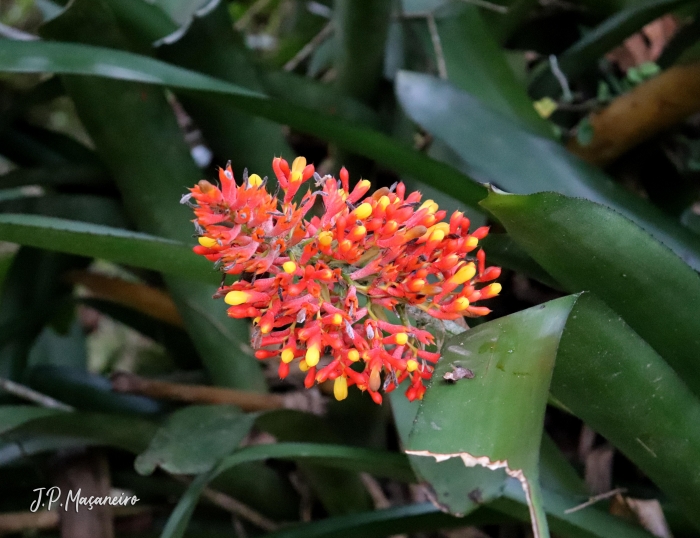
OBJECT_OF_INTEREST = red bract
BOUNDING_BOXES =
[183,156,501,403]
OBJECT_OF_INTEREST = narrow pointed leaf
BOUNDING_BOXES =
[0,214,214,282]
[0,39,486,208]
[161,442,415,538]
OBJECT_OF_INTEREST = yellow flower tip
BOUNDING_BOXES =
[298,360,310,372]
[334,376,348,401]
[290,171,302,183]
[253,316,261,324]
[451,263,477,285]
[378,195,391,210]
[406,359,418,372]
[489,283,502,296]
[353,202,373,220]
[454,297,470,311]
[337,188,347,199]
[225,290,249,306]
[260,321,273,334]
[429,229,445,242]
[331,313,343,325]
[305,345,320,367]
[291,156,307,173]
[318,231,333,247]
[347,349,360,362]
[395,332,408,346]
[466,236,479,249]
[198,236,218,248]
[358,179,371,190]
[283,261,297,274]
[419,199,435,211]
[248,173,263,187]
[281,348,295,364]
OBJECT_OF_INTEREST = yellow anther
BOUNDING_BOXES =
[353,202,373,220]
[406,359,418,372]
[454,297,470,311]
[298,360,310,372]
[291,156,307,173]
[466,236,479,249]
[395,333,408,346]
[283,261,297,274]
[305,345,320,367]
[378,195,391,210]
[281,348,295,363]
[334,376,348,401]
[331,313,343,325]
[347,349,360,362]
[225,291,249,305]
[318,231,333,247]
[451,263,476,285]
[248,173,263,187]
[198,236,218,248]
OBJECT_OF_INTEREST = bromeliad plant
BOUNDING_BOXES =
[184,156,501,403]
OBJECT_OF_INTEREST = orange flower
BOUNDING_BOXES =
[183,157,501,403]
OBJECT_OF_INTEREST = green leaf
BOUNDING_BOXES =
[0,214,214,283]
[529,0,695,97]
[552,293,700,529]
[395,70,700,272]
[255,503,499,538]
[1,411,158,455]
[0,40,487,209]
[0,164,108,189]
[161,442,415,538]
[481,191,700,398]
[0,405,65,435]
[412,293,700,530]
[135,405,256,475]
[333,0,392,104]
[40,0,266,391]
[434,2,552,138]
[409,295,578,537]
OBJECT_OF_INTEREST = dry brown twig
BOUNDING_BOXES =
[111,372,324,414]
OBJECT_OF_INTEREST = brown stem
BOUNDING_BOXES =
[111,372,288,412]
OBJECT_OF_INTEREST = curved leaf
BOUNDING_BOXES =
[408,295,578,537]
[411,292,700,530]
[0,214,214,283]
[395,70,700,271]
[481,191,700,397]
[0,39,487,209]
[161,442,415,538]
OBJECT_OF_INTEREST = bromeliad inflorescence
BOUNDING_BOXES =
[182,156,501,404]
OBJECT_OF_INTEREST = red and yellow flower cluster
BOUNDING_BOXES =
[184,156,500,403]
